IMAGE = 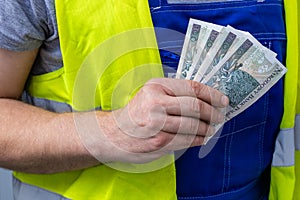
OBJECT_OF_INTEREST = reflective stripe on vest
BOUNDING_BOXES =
[14,1,177,199]
[296,115,300,151]
[269,0,300,198]
[295,115,300,199]
[272,129,295,167]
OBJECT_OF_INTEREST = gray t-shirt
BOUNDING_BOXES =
[0,0,62,75]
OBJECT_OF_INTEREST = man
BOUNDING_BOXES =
[0,1,227,199]
[0,0,295,199]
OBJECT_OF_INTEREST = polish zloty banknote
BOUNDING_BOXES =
[176,18,222,79]
[176,20,202,79]
[177,18,287,144]
[193,26,242,82]
[186,23,223,80]
[187,29,220,80]
[203,36,287,121]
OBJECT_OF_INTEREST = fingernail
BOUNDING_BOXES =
[221,96,229,106]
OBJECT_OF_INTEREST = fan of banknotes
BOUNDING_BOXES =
[176,18,287,125]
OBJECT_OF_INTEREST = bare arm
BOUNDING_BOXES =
[0,48,229,174]
[0,48,99,173]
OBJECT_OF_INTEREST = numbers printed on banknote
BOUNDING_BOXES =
[176,18,287,143]
[193,26,247,82]
[176,19,222,79]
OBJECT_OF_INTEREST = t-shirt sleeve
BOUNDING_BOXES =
[0,0,48,51]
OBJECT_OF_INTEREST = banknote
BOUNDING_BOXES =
[193,26,243,82]
[204,37,287,120]
[176,18,287,143]
[185,23,223,80]
[176,20,202,79]
[186,29,220,80]
[176,19,222,79]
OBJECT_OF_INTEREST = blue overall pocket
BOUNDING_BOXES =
[149,0,286,199]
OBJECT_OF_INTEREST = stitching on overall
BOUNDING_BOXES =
[261,92,269,169]
[226,120,235,191]
[158,40,183,45]
[252,33,286,37]
[221,121,232,193]
[255,37,285,41]
[221,136,228,193]
[151,4,283,13]
[158,0,283,7]
[215,121,266,139]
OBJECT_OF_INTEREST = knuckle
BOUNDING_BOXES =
[148,117,163,131]
[141,82,160,95]
[186,119,199,135]
[192,136,205,146]
[198,101,206,113]
[150,135,169,149]
[144,89,165,107]
[136,100,166,129]
[150,97,164,107]
[212,109,222,123]
[191,98,201,114]
[189,81,206,96]
[199,123,210,136]
[146,77,162,85]
[145,78,167,93]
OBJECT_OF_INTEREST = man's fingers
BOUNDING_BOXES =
[203,85,229,108]
[150,132,205,152]
[165,96,225,123]
[162,115,215,136]
[146,78,229,108]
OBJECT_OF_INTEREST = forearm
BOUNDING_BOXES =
[0,78,229,174]
[0,98,99,174]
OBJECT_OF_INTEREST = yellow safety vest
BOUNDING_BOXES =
[13,0,300,199]
[269,0,300,199]
[14,1,176,199]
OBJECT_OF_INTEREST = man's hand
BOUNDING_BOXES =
[82,78,229,164]
[0,47,228,173]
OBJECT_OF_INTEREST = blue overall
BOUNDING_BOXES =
[149,0,286,199]
[12,1,286,199]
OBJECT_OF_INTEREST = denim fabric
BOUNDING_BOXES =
[149,0,286,199]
